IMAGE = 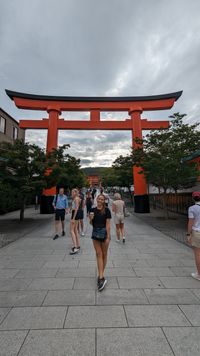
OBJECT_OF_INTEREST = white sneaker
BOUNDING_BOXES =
[191,272,200,281]
[116,239,120,243]
[81,232,85,237]
[70,247,79,255]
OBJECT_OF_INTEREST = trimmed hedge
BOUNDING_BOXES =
[0,184,21,214]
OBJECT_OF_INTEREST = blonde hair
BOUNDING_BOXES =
[114,193,121,200]
[72,188,79,196]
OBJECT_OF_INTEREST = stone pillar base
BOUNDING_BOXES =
[40,195,55,214]
[134,194,150,213]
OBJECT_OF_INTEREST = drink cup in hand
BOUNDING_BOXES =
[90,212,94,219]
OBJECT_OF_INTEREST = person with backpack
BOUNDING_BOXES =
[52,187,69,240]
[187,191,200,280]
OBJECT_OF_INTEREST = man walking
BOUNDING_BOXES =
[52,187,69,240]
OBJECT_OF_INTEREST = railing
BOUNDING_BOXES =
[149,193,193,215]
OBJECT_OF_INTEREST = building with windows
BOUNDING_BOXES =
[0,108,25,143]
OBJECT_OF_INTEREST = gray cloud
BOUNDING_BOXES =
[0,0,200,166]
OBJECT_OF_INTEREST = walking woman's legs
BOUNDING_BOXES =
[116,224,120,240]
[101,239,110,273]
[70,221,77,247]
[120,223,124,237]
[74,220,80,247]
[193,247,200,274]
[93,240,104,279]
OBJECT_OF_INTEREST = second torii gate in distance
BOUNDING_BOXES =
[6,89,182,213]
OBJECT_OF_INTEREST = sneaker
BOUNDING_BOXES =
[70,247,79,255]
[123,237,125,244]
[98,278,107,291]
[53,234,59,240]
[191,272,200,281]
[97,276,100,286]
[116,239,120,243]
[62,231,65,236]
[81,232,85,237]
[77,246,80,251]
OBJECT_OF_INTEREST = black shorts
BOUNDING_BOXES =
[71,209,82,220]
[55,209,65,221]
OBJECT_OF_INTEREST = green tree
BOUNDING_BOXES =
[132,113,200,217]
[99,167,119,188]
[112,155,133,201]
[0,139,46,220]
[45,145,87,190]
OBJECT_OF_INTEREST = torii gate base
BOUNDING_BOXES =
[6,90,182,214]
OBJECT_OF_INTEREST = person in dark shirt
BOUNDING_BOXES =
[89,194,111,291]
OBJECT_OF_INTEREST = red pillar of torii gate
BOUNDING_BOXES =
[6,89,182,213]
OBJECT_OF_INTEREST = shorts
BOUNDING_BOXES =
[191,230,200,248]
[114,213,125,225]
[91,227,107,242]
[78,209,84,220]
[55,209,65,221]
[86,204,92,214]
[71,209,82,221]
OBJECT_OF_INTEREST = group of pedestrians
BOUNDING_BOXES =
[52,187,126,291]
[52,187,200,290]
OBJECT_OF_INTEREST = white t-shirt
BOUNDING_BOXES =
[188,203,200,232]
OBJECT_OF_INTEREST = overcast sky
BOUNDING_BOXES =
[0,0,200,167]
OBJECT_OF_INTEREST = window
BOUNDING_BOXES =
[13,126,18,139]
[0,117,6,133]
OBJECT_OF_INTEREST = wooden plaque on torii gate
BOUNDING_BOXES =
[6,89,182,213]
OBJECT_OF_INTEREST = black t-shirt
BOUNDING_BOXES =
[90,207,111,228]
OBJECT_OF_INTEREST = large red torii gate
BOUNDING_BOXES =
[6,89,182,213]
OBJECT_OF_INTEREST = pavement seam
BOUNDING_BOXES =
[40,289,49,306]
[122,304,129,327]
[0,307,12,326]
[16,329,30,356]
[177,304,194,326]
[161,327,176,356]
[95,328,97,356]
[62,306,69,328]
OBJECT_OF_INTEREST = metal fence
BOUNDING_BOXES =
[149,193,193,216]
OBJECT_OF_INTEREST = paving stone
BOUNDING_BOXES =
[192,289,200,300]
[0,330,28,356]
[0,306,67,330]
[97,328,173,356]
[105,267,136,277]
[43,290,95,306]
[134,267,175,277]
[170,267,194,276]
[163,327,200,356]
[0,291,47,307]
[160,276,200,288]
[18,329,95,356]
[145,288,200,304]
[15,268,58,278]
[42,261,79,268]
[56,267,96,278]
[73,277,118,289]
[97,288,149,305]
[146,259,184,267]
[64,305,127,328]
[0,308,11,324]
[27,277,74,290]
[179,305,200,326]
[125,305,190,326]
[118,276,163,289]
[78,260,113,267]
[0,278,31,291]
[4,261,45,269]
[0,269,19,278]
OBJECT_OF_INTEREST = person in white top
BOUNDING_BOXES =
[112,193,126,243]
[187,191,200,281]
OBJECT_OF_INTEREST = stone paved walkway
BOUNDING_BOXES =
[0,209,200,355]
